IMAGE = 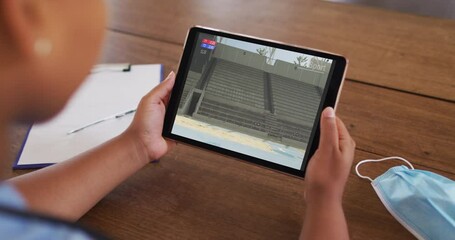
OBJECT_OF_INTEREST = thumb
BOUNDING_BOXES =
[145,71,175,104]
[318,107,339,151]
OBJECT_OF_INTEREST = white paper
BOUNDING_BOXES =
[16,64,162,167]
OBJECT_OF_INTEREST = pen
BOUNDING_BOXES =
[90,63,131,73]
[67,109,137,135]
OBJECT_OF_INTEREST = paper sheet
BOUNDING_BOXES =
[15,64,163,168]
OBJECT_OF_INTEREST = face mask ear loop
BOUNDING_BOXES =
[355,156,414,182]
[355,160,374,182]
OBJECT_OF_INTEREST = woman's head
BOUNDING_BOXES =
[0,0,106,123]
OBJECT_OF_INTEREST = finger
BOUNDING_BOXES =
[146,71,175,104]
[162,85,173,108]
[163,92,172,107]
[336,117,355,152]
[319,107,339,151]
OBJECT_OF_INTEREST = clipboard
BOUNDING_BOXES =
[14,64,164,169]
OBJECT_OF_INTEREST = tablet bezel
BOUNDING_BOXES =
[163,26,347,178]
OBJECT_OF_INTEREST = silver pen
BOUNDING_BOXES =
[67,109,137,135]
[90,63,131,73]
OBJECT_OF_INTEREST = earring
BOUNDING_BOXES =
[34,38,53,57]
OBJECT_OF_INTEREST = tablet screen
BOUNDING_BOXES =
[164,27,346,177]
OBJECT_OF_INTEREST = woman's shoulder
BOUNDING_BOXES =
[0,183,27,209]
[0,183,103,240]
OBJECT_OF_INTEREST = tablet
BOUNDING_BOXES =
[163,26,347,177]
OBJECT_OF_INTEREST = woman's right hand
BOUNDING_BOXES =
[304,107,356,205]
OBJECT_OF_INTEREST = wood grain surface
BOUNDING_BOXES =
[106,0,455,101]
[5,0,455,239]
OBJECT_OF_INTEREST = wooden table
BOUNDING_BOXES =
[5,0,455,239]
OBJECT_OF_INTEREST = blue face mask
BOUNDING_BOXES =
[355,157,455,240]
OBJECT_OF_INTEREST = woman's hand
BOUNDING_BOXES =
[300,107,355,240]
[304,107,356,204]
[123,71,176,163]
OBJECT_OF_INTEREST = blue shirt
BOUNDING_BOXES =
[0,184,98,240]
